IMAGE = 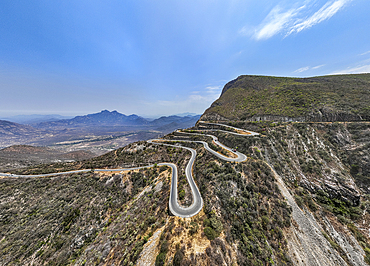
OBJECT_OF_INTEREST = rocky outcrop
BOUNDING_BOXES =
[200,112,229,122]
[271,166,355,266]
[307,108,363,122]
[201,108,363,123]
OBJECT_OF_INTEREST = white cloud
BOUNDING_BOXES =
[288,0,351,35]
[244,0,351,40]
[312,64,325,69]
[205,86,222,93]
[360,50,370,56]
[331,64,370,74]
[294,66,310,73]
[293,64,325,73]
[249,5,303,40]
[143,85,222,116]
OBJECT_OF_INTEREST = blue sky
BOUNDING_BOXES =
[1,0,369,117]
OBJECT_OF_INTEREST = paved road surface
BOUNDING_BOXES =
[0,123,258,218]
[199,121,260,136]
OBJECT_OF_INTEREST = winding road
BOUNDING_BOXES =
[0,122,258,218]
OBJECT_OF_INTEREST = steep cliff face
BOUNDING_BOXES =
[202,74,370,122]
[206,121,370,265]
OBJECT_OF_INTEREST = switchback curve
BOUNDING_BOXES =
[0,122,258,218]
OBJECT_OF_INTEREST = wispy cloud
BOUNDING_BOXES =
[244,0,351,40]
[331,64,370,74]
[293,64,325,73]
[359,50,370,56]
[246,6,303,40]
[205,86,222,94]
[312,64,325,69]
[287,0,350,35]
[294,66,310,73]
[143,85,222,116]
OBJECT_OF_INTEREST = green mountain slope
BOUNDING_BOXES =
[202,74,370,121]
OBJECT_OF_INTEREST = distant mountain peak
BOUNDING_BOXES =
[33,110,149,128]
[99,109,118,114]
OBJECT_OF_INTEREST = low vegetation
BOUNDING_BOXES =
[203,74,370,121]
[1,119,370,265]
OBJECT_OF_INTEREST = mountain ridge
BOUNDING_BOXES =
[34,110,201,129]
[202,73,370,122]
[0,114,73,124]
[35,110,149,128]
[0,111,201,152]
[0,119,44,137]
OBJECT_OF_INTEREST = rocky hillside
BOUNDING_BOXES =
[0,120,43,137]
[1,136,295,266]
[1,75,370,265]
[1,121,370,265]
[0,120,49,149]
[0,145,96,171]
[202,74,370,122]
[206,121,370,264]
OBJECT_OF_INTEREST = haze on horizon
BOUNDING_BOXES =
[1,0,369,118]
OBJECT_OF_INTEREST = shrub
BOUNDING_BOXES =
[209,216,223,235]
[155,252,166,266]
[189,221,199,235]
[203,218,210,227]
[294,195,303,208]
[61,208,80,232]
[179,190,185,200]
[204,227,217,240]
[173,248,184,266]
[160,240,169,253]
[306,196,317,212]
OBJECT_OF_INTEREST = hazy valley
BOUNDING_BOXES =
[0,111,200,171]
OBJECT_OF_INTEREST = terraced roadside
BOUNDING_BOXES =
[0,123,258,218]
[198,121,259,136]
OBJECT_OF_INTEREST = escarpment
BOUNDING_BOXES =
[202,74,370,122]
